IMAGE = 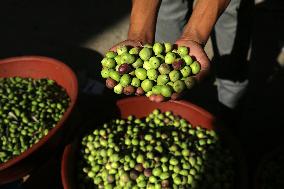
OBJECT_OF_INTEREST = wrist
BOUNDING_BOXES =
[127,31,154,45]
[179,30,207,48]
[128,0,160,45]
[177,37,206,49]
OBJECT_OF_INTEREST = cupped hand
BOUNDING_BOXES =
[175,39,210,82]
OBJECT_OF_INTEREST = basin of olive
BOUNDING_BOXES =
[101,43,200,102]
[0,56,78,184]
[0,77,70,163]
[75,110,235,189]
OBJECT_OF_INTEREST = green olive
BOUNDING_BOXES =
[0,77,70,164]
[76,108,236,188]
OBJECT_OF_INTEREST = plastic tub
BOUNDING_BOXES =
[61,96,247,189]
[0,56,78,184]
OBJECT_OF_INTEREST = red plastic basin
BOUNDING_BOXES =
[0,56,78,184]
[61,96,247,189]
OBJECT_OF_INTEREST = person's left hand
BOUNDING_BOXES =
[175,38,210,82]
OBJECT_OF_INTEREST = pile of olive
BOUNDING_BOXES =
[0,77,70,163]
[101,43,201,102]
[78,110,236,189]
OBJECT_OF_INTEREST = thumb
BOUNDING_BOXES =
[109,40,143,52]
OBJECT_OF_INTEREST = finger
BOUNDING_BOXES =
[109,46,117,52]
[109,42,123,51]
[110,40,144,52]
[193,69,208,83]
[109,41,130,51]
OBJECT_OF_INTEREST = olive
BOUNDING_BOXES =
[100,43,203,101]
[118,63,132,75]
[172,59,185,70]
[76,109,236,188]
[123,85,135,95]
[135,163,144,172]
[130,170,139,180]
[144,168,152,177]
[135,87,145,96]
[161,180,170,188]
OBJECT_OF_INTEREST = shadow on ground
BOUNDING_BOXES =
[0,0,131,50]
[0,0,131,88]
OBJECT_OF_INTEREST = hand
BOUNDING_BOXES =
[109,39,144,52]
[175,38,210,82]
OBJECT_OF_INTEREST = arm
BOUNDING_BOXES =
[110,0,160,50]
[180,0,230,45]
[128,0,161,44]
[176,0,230,81]
[127,0,230,46]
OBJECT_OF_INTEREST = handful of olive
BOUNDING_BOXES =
[101,43,201,102]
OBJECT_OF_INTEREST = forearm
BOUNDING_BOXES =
[180,0,230,46]
[128,0,161,44]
